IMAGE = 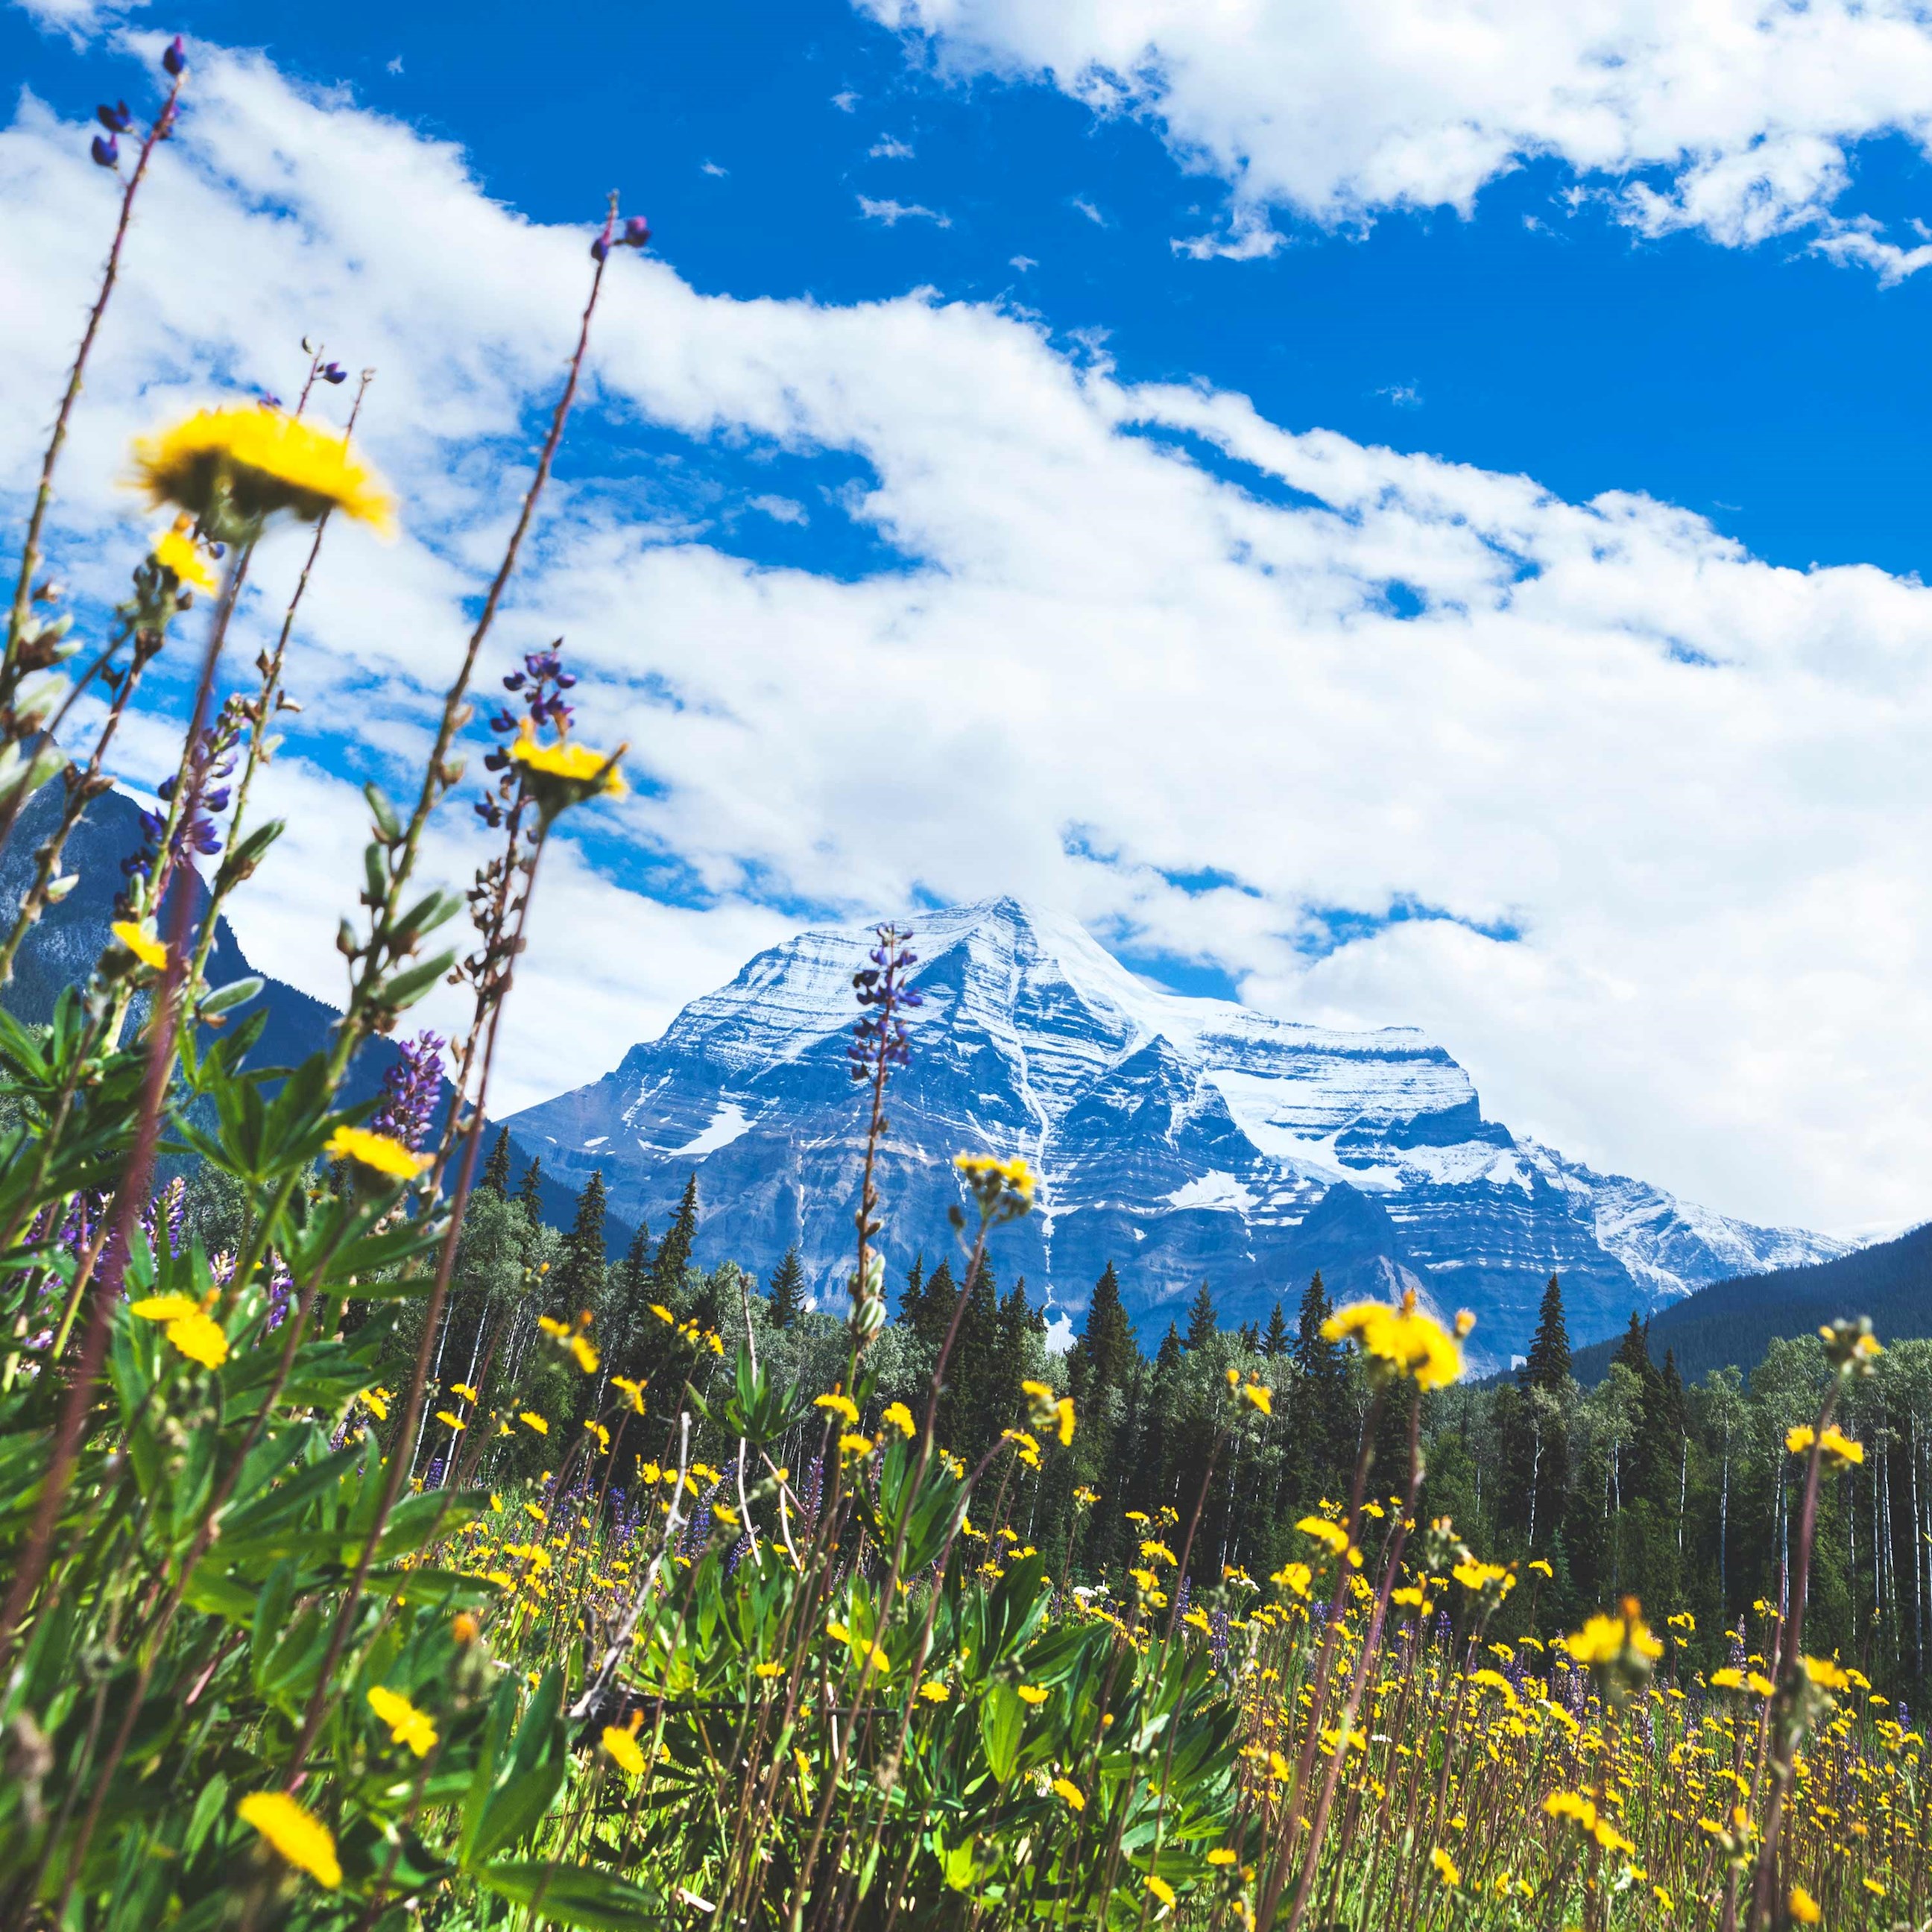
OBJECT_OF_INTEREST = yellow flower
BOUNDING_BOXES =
[1053,1395,1076,1444]
[130,404,396,535]
[1787,1425,1817,1455]
[1804,1655,1852,1691]
[953,1150,1037,1209]
[1298,1515,1350,1555]
[1708,1667,1747,1691]
[367,1685,438,1757]
[1819,1424,1863,1468]
[882,1401,916,1439]
[508,720,628,816]
[520,1411,548,1435]
[1206,1849,1237,1866]
[237,1791,341,1888]
[110,919,168,972]
[918,1680,949,1703]
[838,1432,874,1461]
[435,1409,465,1430]
[1431,1846,1461,1889]
[1052,1776,1085,1811]
[1787,1885,1821,1924]
[1273,1561,1313,1599]
[569,1334,599,1374]
[132,1293,231,1369]
[1321,1292,1461,1390]
[1565,1603,1661,1667]
[815,1391,860,1424]
[1017,1684,1049,1706]
[612,1374,645,1414]
[1145,1875,1176,1909]
[1240,1380,1272,1416]
[148,517,219,592]
[324,1125,432,1181]
[603,1725,646,1775]
[131,1293,201,1323]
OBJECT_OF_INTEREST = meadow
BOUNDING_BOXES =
[0,42,1924,1931]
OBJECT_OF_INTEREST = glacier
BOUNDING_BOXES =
[504,897,1849,1369]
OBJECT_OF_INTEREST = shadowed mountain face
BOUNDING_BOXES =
[504,898,1850,1368]
[0,783,620,1245]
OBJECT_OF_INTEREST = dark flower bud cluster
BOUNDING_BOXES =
[320,362,348,385]
[590,213,653,262]
[476,640,575,826]
[162,35,186,76]
[847,925,922,1084]
[92,133,119,168]
[369,1029,447,1152]
[96,101,133,133]
[119,698,244,913]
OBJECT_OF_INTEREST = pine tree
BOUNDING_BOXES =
[652,1173,700,1298]
[768,1245,805,1328]
[1184,1281,1218,1351]
[1263,1298,1290,1359]
[553,1169,607,1313]
[1522,1275,1572,1390]
[514,1155,544,1227]
[482,1128,512,1196]
[1614,1311,1651,1378]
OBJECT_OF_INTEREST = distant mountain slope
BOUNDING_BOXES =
[505,897,1852,1367]
[1572,1219,1932,1386]
[0,781,622,1247]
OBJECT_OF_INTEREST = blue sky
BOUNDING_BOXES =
[4,0,1932,1237]
[13,0,1932,577]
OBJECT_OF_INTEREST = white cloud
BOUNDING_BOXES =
[1377,382,1421,408]
[1009,253,1037,271]
[859,0,1932,274]
[1070,195,1107,227]
[701,159,727,177]
[748,493,807,525]
[869,134,915,159]
[831,89,859,112]
[857,194,950,226]
[1,42,1931,1236]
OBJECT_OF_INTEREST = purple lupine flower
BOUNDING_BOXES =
[622,215,651,248]
[96,101,133,133]
[681,1480,720,1556]
[590,234,610,262]
[320,362,347,385]
[426,1453,447,1490]
[370,1030,446,1151]
[162,35,186,75]
[140,1175,187,1260]
[1175,1575,1191,1621]
[1208,1608,1230,1668]
[91,133,119,168]
[724,1530,751,1577]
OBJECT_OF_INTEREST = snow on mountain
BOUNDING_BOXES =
[505,897,1852,1368]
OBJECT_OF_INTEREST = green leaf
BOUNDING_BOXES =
[979,1680,1023,1784]
[476,1860,664,1928]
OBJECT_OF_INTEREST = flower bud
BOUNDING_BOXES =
[321,362,347,384]
[590,234,610,262]
[623,215,652,247]
[90,133,119,167]
[162,35,187,75]
[96,101,133,133]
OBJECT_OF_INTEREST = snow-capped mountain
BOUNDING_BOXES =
[505,898,1849,1368]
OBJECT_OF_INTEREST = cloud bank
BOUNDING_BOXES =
[860,0,1932,277]
[1,39,1928,1240]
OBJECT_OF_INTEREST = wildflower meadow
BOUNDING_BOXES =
[0,37,1925,1932]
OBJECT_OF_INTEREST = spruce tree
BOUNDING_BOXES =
[482,1127,512,1197]
[553,1169,607,1313]
[1079,1262,1135,1392]
[651,1173,700,1298]
[514,1155,544,1227]
[898,1254,926,1328]
[1292,1271,1337,1382]
[1522,1275,1572,1390]
[1184,1281,1217,1351]
[915,1259,958,1354]
[1263,1298,1290,1359]
[768,1245,805,1328]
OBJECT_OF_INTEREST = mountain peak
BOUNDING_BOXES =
[508,900,1852,1366]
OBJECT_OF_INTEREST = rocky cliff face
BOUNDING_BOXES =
[505,899,1849,1368]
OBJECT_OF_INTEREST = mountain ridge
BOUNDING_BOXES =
[505,896,1850,1368]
